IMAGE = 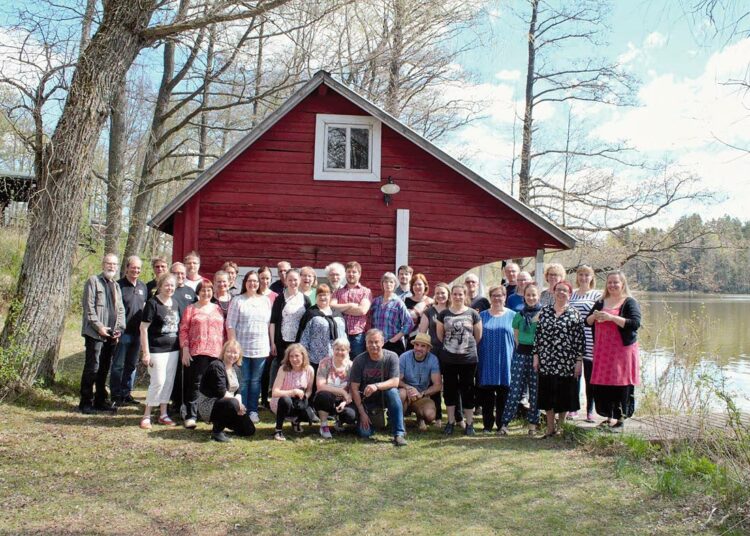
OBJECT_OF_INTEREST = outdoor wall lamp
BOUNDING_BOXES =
[380,176,400,206]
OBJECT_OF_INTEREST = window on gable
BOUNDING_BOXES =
[315,114,381,181]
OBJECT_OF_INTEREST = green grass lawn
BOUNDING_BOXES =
[0,325,712,535]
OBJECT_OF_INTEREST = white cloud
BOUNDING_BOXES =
[618,42,641,65]
[494,69,520,81]
[644,31,667,49]
[675,147,749,220]
[596,37,750,152]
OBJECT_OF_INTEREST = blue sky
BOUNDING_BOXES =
[444,0,750,226]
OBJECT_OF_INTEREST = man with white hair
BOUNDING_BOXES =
[325,262,346,290]
[465,274,490,312]
[79,253,126,414]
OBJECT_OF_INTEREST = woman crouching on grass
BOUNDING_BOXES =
[270,343,316,441]
[197,340,255,442]
[313,337,356,438]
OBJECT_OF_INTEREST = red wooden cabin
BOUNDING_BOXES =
[150,71,575,287]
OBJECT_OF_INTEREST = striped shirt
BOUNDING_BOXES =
[226,294,272,358]
[333,283,372,335]
[570,289,602,360]
[370,295,413,340]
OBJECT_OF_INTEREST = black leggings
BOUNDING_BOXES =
[313,390,357,424]
[210,397,255,436]
[274,396,316,430]
[582,359,595,414]
[442,362,476,409]
[477,385,509,431]
[593,385,632,421]
[185,355,212,421]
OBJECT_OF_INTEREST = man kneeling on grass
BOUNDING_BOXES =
[399,333,442,431]
[350,329,407,447]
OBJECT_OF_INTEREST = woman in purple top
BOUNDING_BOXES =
[369,272,413,355]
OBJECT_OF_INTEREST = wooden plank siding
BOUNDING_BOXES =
[173,88,566,288]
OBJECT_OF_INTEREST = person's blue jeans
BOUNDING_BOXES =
[109,333,140,399]
[348,333,365,358]
[241,357,267,413]
[357,387,405,438]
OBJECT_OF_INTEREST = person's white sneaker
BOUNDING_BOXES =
[319,425,333,439]
[183,418,197,429]
[249,411,260,424]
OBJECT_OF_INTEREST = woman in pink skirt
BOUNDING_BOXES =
[586,270,641,433]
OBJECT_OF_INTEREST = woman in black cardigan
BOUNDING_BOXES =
[198,340,255,442]
[586,271,641,432]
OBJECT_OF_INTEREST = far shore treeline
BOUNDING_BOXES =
[554,214,750,295]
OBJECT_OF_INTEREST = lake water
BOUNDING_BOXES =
[637,292,750,410]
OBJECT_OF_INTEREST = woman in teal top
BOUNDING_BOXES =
[499,282,542,435]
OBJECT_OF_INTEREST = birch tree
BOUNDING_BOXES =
[0,0,296,386]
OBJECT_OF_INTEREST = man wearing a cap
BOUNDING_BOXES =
[399,333,442,431]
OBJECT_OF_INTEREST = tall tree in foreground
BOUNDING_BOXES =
[0,0,294,386]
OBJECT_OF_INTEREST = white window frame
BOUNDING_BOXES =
[314,114,381,182]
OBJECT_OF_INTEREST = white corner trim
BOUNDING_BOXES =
[395,209,410,271]
[535,249,545,287]
[313,114,381,182]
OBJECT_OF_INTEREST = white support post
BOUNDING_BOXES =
[535,249,545,288]
[395,209,410,271]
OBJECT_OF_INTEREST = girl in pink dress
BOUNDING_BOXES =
[587,271,641,432]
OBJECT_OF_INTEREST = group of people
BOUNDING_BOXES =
[80,253,641,445]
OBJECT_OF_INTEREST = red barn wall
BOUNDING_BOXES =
[171,87,564,289]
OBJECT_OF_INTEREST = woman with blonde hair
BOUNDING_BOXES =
[313,337,355,438]
[270,343,316,440]
[437,283,483,436]
[197,340,255,442]
[139,273,181,429]
[586,270,641,432]
[300,266,318,302]
[570,265,602,421]
[539,263,566,308]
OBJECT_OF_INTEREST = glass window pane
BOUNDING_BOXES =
[326,127,346,169]
[350,128,370,170]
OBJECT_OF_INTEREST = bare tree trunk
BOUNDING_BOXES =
[104,83,126,256]
[121,1,189,271]
[561,105,573,227]
[79,0,97,52]
[251,20,265,126]
[1,2,156,384]
[384,0,404,116]
[518,0,538,205]
[198,25,216,171]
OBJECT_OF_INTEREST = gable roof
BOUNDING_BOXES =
[150,70,576,250]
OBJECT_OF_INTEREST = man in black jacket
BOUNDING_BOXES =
[111,255,148,406]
